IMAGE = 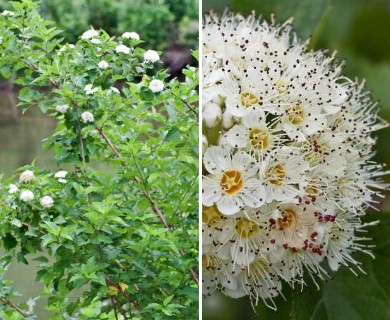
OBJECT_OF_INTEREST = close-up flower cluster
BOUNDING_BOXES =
[202,14,388,309]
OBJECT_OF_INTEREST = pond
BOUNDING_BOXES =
[1,83,56,317]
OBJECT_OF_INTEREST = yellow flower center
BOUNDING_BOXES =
[288,105,304,124]
[276,208,297,230]
[241,92,259,108]
[247,258,269,277]
[305,139,330,163]
[306,184,320,196]
[235,217,259,239]
[276,79,288,94]
[202,205,222,225]
[220,170,243,195]
[268,163,286,186]
[249,129,269,150]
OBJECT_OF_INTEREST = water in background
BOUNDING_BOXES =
[0,85,57,178]
[0,84,56,317]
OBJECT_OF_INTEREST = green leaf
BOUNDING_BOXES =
[163,295,174,306]
[2,233,17,250]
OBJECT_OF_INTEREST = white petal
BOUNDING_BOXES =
[217,195,240,215]
[226,125,248,149]
[202,177,222,206]
[203,146,231,174]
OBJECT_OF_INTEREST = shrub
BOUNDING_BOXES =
[0,1,199,319]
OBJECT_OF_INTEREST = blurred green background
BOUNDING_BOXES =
[0,0,198,50]
[202,0,390,319]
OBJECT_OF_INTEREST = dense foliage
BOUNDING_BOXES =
[0,0,198,50]
[0,1,199,319]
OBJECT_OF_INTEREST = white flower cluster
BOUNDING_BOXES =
[122,32,140,40]
[54,170,67,183]
[98,60,109,69]
[56,104,69,114]
[115,44,130,54]
[149,79,164,93]
[81,111,94,123]
[144,50,160,63]
[81,29,99,40]
[202,14,388,308]
[40,195,54,209]
[2,10,15,17]
[19,170,35,183]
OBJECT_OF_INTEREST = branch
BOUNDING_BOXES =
[110,296,120,320]
[170,91,198,119]
[21,222,46,235]
[1,297,29,317]
[113,298,128,320]
[133,176,172,230]
[105,275,141,312]
[95,125,123,159]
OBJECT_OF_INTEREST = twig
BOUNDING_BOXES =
[110,296,119,320]
[1,297,29,317]
[21,222,46,235]
[76,117,89,188]
[133,176,172,230]
[95,125,123,159]
[170,91,198,119]
[106,275,141,311]
[113,299,128,320]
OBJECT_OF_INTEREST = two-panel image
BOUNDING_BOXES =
[0,0,388,319]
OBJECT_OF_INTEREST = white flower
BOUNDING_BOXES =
[40,196,54,209]
[8,184,18,194]
[203,146,264,215]
[81,111,94,123]
[115,44,130,54]
[55,104,69,114]
[58,179,67,184]
[259,147,309,202]
[122,32,140,40]
[144,50,160,63]
[98,61,109,69]
[149,79,164,93]
[202,13,389,308]
[20,190,34,202]
[81,29,98,40]
[84,84,98,95]
[216,211,269,267]
[224,109,280,156]
[90,38,101,45]
[54,171,67,178]
[19,170,35,183]
[2,10,14,16]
